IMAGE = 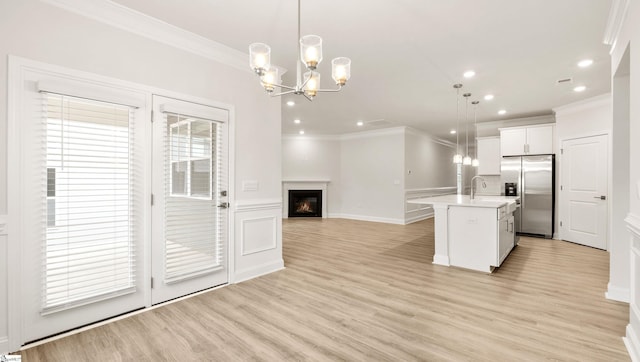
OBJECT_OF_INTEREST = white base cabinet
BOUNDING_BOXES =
[448,206,514,272]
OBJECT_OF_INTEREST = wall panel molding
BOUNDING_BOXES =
[404,187,456,225]
[625,212,640,361]
[233,202,283,284]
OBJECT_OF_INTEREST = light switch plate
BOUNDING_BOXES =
[242,180,259,191]
[637,180,640,199]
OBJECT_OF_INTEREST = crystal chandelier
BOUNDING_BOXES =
[248,0,351,101]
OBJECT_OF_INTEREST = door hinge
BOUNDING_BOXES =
[151,193,154,206]
[151,277,154,289]
[151,110,154,122]
[560,185,563,191]
[560,221,563,227]
[561,148,563,154]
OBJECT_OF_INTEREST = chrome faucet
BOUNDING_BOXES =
[470,176,486,200]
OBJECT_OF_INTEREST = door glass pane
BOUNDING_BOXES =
[44,94,135,313]
[164,114,221,283]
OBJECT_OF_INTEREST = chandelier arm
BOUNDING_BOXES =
[269,89,297,97]
[315,85,344,93]
[260,81,297,91]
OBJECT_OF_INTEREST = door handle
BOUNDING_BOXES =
[217,202,229,209]
[593,196,606,200]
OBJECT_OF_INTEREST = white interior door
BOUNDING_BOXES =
[151,96,229,305]
[560,134,608,249]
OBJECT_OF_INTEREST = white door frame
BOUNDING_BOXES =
[6,56,236,351]
[559,131,611,250]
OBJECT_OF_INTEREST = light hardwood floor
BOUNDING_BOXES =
[20,218,630,361]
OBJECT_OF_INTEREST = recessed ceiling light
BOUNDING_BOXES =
[463,70,476,78]
[293,119,301,124]
[299,130,305,135]
[450,130,457,134]
[286,100,295,106]
[574,85,587,92]
[578,59,593,68]
[484,94,494,101]
[357,121,364,126]
[498,109,507,115]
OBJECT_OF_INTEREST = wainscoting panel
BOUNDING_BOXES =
[233,200,284,283]
[404,187,456,224]
[0,214,8,354]
[625,213,640,361]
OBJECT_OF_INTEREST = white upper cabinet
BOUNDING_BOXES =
[500,124,554,156]
[477,137,501,175]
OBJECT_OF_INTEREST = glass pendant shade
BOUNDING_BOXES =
[463,155,472,165]
[453,154,463,164]
[300,35,323,70]
[249,43,271,75]
[303,72,320,97]
[332,57,351,86]
[471,158,480,167]
[261,68,279,93]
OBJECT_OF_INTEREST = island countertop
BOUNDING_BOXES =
[408,194,520,209]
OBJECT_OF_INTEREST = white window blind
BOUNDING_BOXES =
[43,93,136,314]
[163,113,224,283]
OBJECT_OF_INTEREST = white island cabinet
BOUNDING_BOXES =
[408,195,517,273]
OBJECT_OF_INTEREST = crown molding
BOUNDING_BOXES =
[552,93,611,117]
[41,0,250,73]
[604,0,630,46]
[282,134,341,141]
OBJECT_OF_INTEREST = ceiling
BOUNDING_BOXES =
[113,0,613,141]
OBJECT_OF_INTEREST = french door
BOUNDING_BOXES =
[20,85,228,343]
[150,96,229,305]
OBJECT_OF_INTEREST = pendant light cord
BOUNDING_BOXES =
[465,97,469,157]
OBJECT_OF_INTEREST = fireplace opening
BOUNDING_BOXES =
[288,190,322,218]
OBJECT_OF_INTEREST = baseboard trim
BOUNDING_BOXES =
[404,213,434,225]
[328,213,405,225]
[624,323,640,362]
[606,283,630,303]
[433,254,450,266]
[233,260,285,284]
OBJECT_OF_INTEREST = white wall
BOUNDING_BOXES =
[339,129,406,224]
[609,0,640,358]
[554,94,613,245]
[282,136,342,215]
[0,0,282,352]
[282,127,457,224]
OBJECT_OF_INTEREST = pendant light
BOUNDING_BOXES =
[452,84,463,164]
[462,93,472,165]
[471,100,480,167]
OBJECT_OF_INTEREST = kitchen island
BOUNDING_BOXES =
[408,195,519,273]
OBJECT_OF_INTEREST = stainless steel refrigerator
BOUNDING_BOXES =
[501,155,555,238]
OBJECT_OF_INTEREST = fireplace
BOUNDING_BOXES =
[288,190,322,218]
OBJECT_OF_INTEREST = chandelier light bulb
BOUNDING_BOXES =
[472,158,479,167]
[249,43,271,75]
[463,156,472,165]
[300,35,323,70]
[261,68,279,93]
[332,57,351,86]
[303,72,320,98]
[453,154,463,164]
